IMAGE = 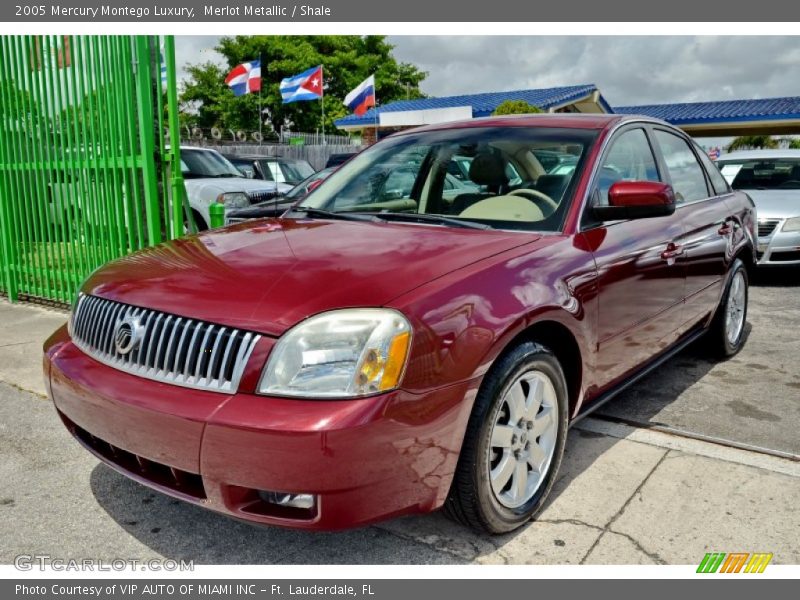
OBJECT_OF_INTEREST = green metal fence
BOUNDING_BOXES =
[0,35,184,304]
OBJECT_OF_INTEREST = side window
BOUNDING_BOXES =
[596,128,660,205]
[694,144,730,195]
[654,130,710,203]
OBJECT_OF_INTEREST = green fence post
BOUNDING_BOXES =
[0,40,19,301]
[163,36,186,239]
[208,203,225,229]
[133,36,162,247]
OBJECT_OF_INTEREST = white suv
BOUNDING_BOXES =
[180,146,293,230]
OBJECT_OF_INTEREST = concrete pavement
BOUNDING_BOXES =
[1,297,799,564]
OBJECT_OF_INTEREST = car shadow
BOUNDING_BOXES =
[750,265,800,287]
[87,428,643,565]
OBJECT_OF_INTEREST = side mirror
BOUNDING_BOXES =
[592,181,676,221]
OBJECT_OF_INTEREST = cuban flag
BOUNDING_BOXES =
[344,75,376,116]
[279,65,323,104]
[225,60,261,96]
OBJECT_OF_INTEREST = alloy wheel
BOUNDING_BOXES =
[487,369,559,509]
[725,270,746,345]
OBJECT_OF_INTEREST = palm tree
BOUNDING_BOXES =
[727,135,779,152]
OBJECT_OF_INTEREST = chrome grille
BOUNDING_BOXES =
[758,219,780,238]
[69,294,260,394]
[247,190,281,204]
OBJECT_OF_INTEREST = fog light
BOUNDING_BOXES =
[257,490,316,510]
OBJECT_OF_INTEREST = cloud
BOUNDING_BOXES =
[386,36,800,106]
[174,35,800,144]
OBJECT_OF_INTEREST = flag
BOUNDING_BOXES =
[344,75,376,116]
[279,65,323,104]
[225,60,261,96]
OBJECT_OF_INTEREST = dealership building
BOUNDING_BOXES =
[334,83,800,141]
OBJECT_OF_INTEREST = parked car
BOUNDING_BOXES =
[179,147,293,230]
[225,167,337,225]
[45,114,755,534]
[223,154,316,187]
[716,149,800,265]
[325,152,358,168]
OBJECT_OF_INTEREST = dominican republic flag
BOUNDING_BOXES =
[225,60,261,96]
[280,65,323,104]
[344,75,376,116]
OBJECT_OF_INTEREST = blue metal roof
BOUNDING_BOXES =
[614,96,800,125]
[335,84,608,128]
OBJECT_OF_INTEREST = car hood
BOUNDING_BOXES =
[742,189,800,219]
[84,218,537,336]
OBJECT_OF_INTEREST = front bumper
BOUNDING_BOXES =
[757,222,800,265]
[44,325,475,530]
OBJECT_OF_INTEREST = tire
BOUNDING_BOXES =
[444,341,569,534]
[706,258,749,358]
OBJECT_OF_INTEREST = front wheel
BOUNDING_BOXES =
[444,342,568,534]
[706,258,749,357]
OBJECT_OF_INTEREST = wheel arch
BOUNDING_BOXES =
[496,318,585,419]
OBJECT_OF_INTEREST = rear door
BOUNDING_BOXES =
[584,125,687,390]
[651,128,733,330]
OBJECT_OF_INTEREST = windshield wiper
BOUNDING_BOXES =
[209,173,240,178]
[362,211,491,230]
[288,207,385,222]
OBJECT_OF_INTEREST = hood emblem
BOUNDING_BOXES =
[114,314,145,355]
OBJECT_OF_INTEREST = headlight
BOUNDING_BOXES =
[782,216,800,232]
[217,192,250,209]
[258,309,412,398]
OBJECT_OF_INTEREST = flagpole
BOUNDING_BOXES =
[373,82,379,144]
[320,66,326,146]
[258,52,263,145]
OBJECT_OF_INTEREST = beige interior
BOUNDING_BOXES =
[459,195,545,221]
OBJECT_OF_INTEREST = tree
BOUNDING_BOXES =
[727,135,779,152]
[788,138,800,149]
[180,36,427,135]
[492,100,543,116]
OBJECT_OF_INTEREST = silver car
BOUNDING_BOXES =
[717,149,800,265]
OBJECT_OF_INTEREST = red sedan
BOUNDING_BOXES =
[44,114,756,534]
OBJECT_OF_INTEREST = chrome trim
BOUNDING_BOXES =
[69,294,261,394]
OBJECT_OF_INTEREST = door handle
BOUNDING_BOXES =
[661,243,684,261]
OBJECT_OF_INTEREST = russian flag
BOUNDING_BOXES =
[279,65,323,104]
[344,75,376,116]
[225,60,261,96]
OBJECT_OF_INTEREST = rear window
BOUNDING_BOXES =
[718,158,800,190]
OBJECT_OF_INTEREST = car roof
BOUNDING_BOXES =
[396,113,638,136]
[717,149,800,161]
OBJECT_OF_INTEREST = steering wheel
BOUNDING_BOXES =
[508,188,559,217]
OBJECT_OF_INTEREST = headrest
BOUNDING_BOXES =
[469,153,508,187]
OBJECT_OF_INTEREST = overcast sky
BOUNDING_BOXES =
[175,36,800,106]
[175,35,800,145]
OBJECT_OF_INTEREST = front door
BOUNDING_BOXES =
[585,126,687,391]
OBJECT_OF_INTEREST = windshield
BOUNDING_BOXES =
[258,159,315,184]
[296,126,596,232]
[285,167,336,200]
[718,157,800,190]
[181,149,244,178]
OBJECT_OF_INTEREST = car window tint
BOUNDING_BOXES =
[596,129,660,205]
[654,130,710,203]
[717,157,800,190]
[694,145,730,195]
